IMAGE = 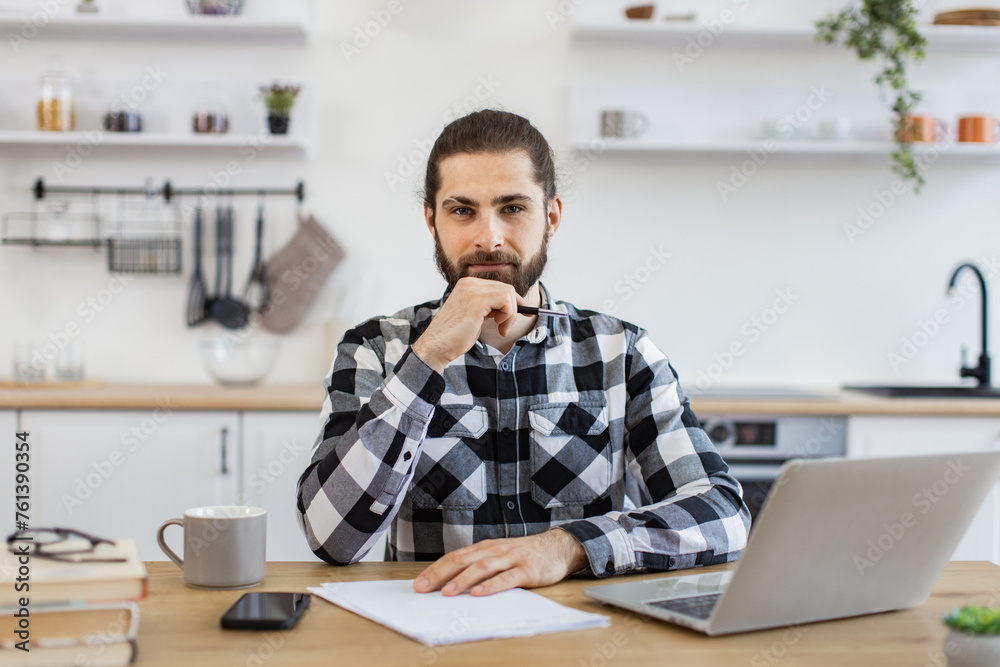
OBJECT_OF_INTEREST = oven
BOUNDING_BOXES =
[700,414,847,525]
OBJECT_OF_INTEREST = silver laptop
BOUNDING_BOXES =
[583,451,1000,635]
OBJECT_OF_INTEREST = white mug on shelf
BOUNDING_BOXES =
[820,117,854,142]
[600,110,650,139]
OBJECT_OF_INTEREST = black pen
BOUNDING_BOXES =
[517,306,569,318]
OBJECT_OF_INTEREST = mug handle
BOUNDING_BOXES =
[156,518,184,569]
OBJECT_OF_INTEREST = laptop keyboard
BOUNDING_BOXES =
[646,593,722,620]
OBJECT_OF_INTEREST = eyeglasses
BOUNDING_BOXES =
[6,527,127,563]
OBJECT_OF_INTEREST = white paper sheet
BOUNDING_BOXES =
[308,579,610,646]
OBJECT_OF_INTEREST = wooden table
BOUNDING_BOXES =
[5,382,1000,416]
[135,561,1000,666]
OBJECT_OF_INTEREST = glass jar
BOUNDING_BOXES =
[38,56,75,132]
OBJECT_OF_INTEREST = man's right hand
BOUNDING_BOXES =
[411,277,522,374]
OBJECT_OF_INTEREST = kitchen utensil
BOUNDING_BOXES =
[819,117,855,142]
[624,4,654,19]
[260,213,345,334]
[933,8,1000,25]
[55,341,84,381]
[193,112,228,134]
[38,56,74,132]
[107,237,181,273]
[2,197,102,247]
[958,114,1000,143]
[12,342,47,382]
[186,206,208,327]
[210,203,250,330]
[600,110,649,139]
[185,0,244,16]
[243,202,269,312]
[760,116,797,140]
[103,109,142,132]
[106,189,182,274]
[212,204,223,306]
[157,505,266,589]
[200,338,278,386]
[897,114,946,143]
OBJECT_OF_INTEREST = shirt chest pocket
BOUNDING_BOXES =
[528,402,612,508]
[409,404,488,510]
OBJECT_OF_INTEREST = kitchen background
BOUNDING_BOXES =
[1,0,998,393]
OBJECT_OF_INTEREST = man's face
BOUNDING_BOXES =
[425,150,561,298]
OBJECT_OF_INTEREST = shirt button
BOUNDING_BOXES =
[667,558,676,569]
[499,361,509,371]
[506,500,516,510]
[605,559,614,574]
[403,451,411,461]
[501,427,512,437]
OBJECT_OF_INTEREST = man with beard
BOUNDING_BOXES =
[296,110,750,597]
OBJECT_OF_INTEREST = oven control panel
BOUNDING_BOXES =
[700,415,846,459]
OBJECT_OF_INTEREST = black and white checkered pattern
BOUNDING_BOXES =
[295,283,750,577]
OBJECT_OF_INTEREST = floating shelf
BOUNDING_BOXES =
[0,131,307,153]
[571,21,1000,52]
[0,15,308,43]
[0,238,104,247]
[571,138,1000,162]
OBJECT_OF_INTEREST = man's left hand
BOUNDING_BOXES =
[413,529,590,597]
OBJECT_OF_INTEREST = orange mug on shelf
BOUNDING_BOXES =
[957,114,1000,144]
[897,114,946,143]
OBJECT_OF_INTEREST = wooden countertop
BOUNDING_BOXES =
[133,560,999,666]
[0,382,325,411]
[2,382,1000,416]
[691,390,1000,417]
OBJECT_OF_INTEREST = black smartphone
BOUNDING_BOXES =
[220,592,311,630]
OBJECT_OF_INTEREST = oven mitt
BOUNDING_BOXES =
[260,213,345,334]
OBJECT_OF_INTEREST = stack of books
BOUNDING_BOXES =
[0,538,148,667]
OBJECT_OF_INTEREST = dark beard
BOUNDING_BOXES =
[433,230,549,298]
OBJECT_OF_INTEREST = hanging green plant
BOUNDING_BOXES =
[815,0,928,192]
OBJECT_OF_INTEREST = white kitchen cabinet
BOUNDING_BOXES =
[24,410,239,562]
[1,411,19,539]
[847,416,1000,564]
[240,411,386,562]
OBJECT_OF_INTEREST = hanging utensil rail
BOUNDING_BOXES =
[31,178,306,203]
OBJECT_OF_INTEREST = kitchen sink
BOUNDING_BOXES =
[843,384,1000,398]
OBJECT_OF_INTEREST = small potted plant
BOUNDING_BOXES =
[942,604,1000,666]
[259,83,301,135]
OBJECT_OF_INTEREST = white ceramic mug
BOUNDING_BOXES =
[600,110,650,138]
[157,505,267,590]
[820,117,854,142]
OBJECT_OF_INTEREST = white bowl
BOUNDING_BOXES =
[200,338,278,387]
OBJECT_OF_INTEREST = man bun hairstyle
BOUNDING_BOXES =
[423,109,557,216]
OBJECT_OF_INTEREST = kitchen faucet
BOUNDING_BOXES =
[947,262,991,387]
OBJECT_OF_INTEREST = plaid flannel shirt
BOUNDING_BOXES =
[296,283,750,577]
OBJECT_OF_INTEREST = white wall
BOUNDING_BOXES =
[1,0,998,393]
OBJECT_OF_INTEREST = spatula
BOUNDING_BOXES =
[243,202,270,312]
[210,202,251,330]
[185,205,208,327]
